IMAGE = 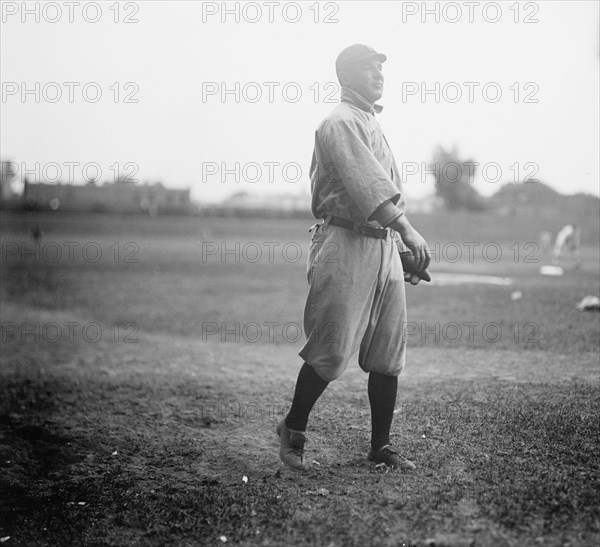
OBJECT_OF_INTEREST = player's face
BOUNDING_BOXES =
[341,60,384,103]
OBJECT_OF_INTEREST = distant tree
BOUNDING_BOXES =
[430,145,487,211]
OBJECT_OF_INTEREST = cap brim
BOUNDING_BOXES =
[337,52,387,72]
[370,53,387,63]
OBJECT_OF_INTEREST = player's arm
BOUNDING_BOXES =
[322,118,401,219]
[371,201,431,273]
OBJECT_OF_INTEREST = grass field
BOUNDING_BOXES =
[1,210,599,546]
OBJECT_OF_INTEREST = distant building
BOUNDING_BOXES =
[23,181,192,215]
[206,191,312,217]
[223,191,311,212]
[0,160,16,202]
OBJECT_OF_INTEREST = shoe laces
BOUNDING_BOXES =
[380,444,398,455]
[289,433,308,449]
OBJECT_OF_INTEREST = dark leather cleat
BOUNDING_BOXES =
[368,444,416,471]
[276,419,309,471]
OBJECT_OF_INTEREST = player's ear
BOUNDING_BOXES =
[337,70,350,87]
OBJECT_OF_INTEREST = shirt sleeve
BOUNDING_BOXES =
[321,117,401,220]
[370,199,404,227]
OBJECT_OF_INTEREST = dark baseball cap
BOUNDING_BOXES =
[335,44,387,74]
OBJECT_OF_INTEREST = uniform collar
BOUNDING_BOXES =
[340,86,383,114]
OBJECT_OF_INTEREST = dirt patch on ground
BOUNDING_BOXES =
[1,311,598,546]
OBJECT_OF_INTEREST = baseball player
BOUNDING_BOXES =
[552,223,581,268]
[276,44,431,471]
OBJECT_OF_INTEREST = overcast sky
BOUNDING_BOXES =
[1,0,599,203]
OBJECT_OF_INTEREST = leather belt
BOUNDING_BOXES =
[327,215,389,239]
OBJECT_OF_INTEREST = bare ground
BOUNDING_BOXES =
[1,301,599,546]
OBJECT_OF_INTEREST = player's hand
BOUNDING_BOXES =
[395,218,431,272]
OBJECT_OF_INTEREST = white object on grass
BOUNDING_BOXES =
[540,265,564,276]
[576,295,600,311]
[431,273,512,286]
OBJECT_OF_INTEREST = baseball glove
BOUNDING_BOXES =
[400,251,431,283]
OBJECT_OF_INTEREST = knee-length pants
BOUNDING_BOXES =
[298,222,407,382]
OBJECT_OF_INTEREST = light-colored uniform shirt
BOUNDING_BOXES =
[309,86,406,225]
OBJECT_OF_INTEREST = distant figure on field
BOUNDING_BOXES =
[553,224,581,268]
[538,230,553,256]
[31,223,42,243]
